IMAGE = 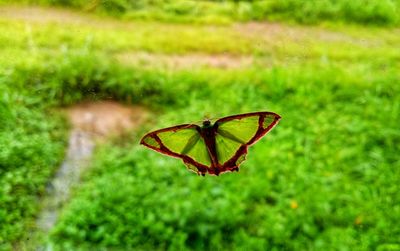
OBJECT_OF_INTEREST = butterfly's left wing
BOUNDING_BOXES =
[140,124,211,174]
[214,112,281,170]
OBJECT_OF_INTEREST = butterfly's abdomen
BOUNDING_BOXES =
[200,126,219,171]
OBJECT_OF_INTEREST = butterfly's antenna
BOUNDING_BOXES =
[191,117,211,124]
[191,119,204,124]
[181,124,194,129]
[203,113,218,122]
[188,114,217,125]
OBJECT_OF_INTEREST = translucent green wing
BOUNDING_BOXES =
[140,124,211,172]
[215,112,281,166]
[215,134,243,165]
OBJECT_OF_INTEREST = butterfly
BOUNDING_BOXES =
[140,112,281,176]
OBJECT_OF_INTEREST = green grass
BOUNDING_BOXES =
[0,4,399,251]
[48,61,400,250]
[1,16,399,64]
[0,80,67,249]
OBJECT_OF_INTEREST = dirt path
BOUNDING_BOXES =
[0,5,254,69]
[35,101,147,244]
[2,5,382,70]
[116,52,254,69]
[0,5,104,25]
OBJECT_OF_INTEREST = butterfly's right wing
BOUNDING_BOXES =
[140,124,211,173]
[214,112,281,168]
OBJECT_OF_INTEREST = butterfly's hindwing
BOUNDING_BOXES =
[140,124,211,172]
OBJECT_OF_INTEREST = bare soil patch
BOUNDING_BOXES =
[234,22,380,47]
[66,100,148,138]
[116,52,253,69]
[0,5,93,24]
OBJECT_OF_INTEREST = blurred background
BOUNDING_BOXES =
[0,0,399,250]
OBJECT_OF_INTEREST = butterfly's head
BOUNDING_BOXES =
[202,119,211,128]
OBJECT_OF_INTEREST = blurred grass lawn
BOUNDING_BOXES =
[0,1,400,250]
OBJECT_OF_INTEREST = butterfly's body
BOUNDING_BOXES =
[200,120,218,169]
[141,112,281,176]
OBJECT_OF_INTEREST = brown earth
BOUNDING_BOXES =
[0,5,94,24]
[116,52,253,69]
[66,100,148,138]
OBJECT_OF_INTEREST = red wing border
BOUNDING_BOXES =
[140,124,209,174]
[215,112,281,172]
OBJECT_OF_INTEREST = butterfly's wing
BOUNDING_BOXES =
[141,112,281,175]
[214,112,281,170]
[140,124,211,174]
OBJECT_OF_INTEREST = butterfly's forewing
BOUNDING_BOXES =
[140,124,211,172]
[215,112,281,166]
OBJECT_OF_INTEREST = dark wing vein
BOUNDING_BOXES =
[181,133,200,155]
